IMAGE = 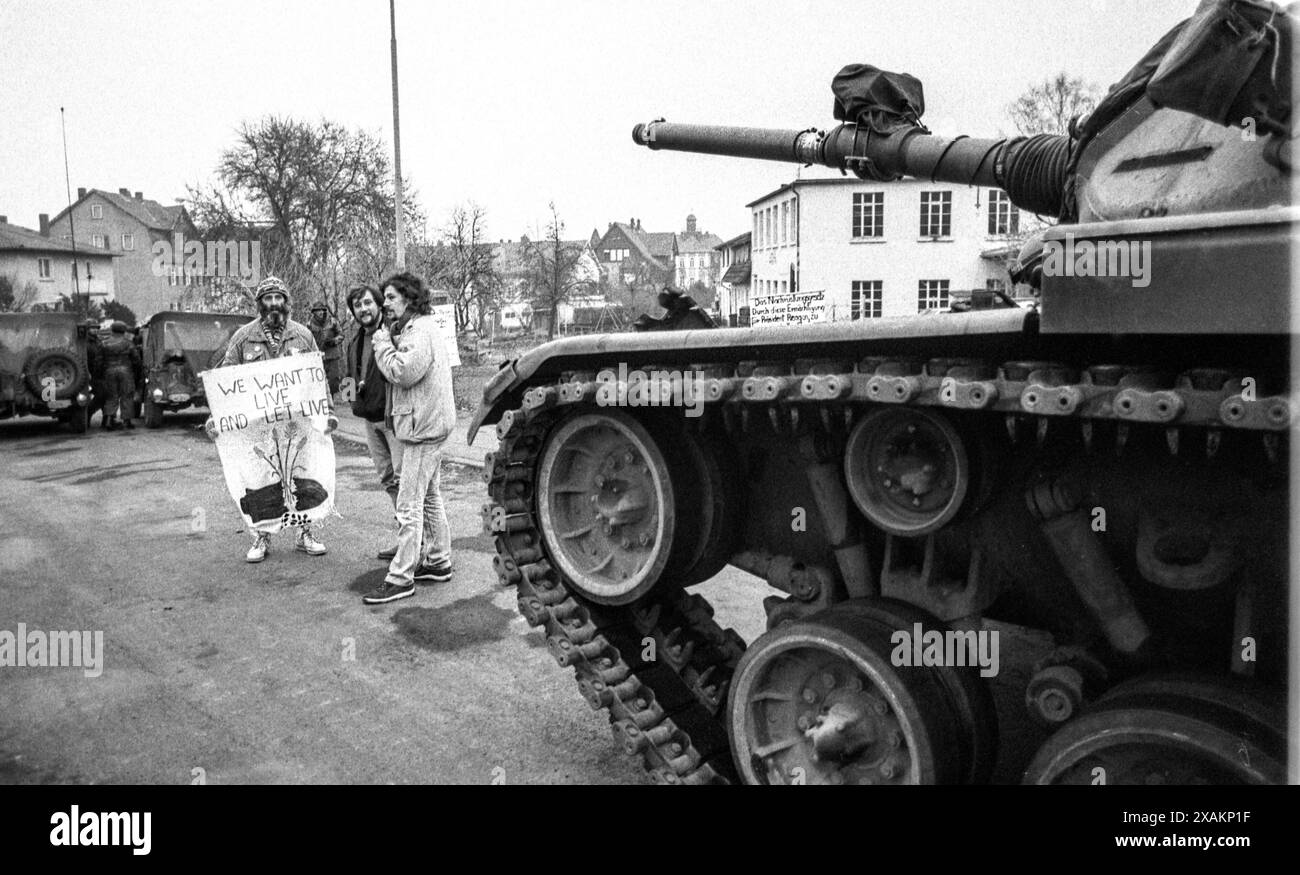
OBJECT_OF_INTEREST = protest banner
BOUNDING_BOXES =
[200,352,336,533]
[429,302,461,367]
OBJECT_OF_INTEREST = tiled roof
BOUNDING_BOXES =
[642,231,675,258]
[50,189,188,231]
[0,221,117,255]
[721,261,751,284]
[675,231,723,254]
[604,223,670,271]
[716,231,751,250]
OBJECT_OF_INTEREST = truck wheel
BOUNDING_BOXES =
[144,399,164,428]
[24,348,89,400]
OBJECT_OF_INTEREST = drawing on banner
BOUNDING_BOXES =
[751,289,827,326]
[201,352,336,533]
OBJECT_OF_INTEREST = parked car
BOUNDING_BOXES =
[0,312,96,432]
[139,310,249,428]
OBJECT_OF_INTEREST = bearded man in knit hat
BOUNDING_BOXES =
[207,276,338,562]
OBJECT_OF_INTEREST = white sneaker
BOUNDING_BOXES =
[296,529,327,556]
[246,533,271,563]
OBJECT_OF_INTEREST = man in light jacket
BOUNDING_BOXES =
[362,271,456,605]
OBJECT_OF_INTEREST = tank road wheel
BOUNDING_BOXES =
[728,605,963,785]
[677,430,741,587]
[1023,674,1286,785]
[537,410,688,605]
[836,598,999,785]
[844,407,970,536]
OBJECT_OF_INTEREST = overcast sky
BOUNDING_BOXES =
[1,0,1191,246]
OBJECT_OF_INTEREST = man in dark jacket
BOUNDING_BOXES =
[99,321,140,430]
[346,283,402,560]
[309,302,343,396]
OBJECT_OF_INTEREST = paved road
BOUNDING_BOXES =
[0,411,1049,784]
[0,412,643,784]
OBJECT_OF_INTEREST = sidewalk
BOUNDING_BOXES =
[333,407,497,469]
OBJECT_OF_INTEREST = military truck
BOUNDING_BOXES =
[0,312,96,433]
[139,310,249,427]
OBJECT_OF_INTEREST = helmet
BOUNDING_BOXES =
[110,321,129,334]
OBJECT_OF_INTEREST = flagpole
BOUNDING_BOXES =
[390,0,405,269]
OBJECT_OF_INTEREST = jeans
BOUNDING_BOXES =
[362,418,401,506]
[386,438,451,587]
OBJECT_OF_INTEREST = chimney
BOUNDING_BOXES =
[77,187,86,199]
[134,191,143,200]
[39,214,50,237]
[119,187,131,197]
[686,214,697,234]
[0,215,6,224]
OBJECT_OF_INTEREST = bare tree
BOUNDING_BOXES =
[1007,73,1101,137]
[427,203,502,335]
[185,116,423,321]
[0,275,38,312]
[523,203,596,340]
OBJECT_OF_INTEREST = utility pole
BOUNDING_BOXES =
[60,107,81,298]
[390,0,405,269]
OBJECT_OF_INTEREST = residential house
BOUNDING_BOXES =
[0,215,117,310]
[592,219,674,295]
[486,236,602,335]
[714,231,752,326]
[47,187,199,320]
[747,176,1020,324]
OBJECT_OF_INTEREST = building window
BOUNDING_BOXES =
[607,248,628,262]
[781,202,789,245]
[987,190,1019,236]
[919,191,952,237]
[986,278,1007,293]
[91,234,106,249]
[38,258,52,279]
[122,233,134,251]
[852,192,884,238]
[90,204,102,220]
[918,280,950,311]
[851,281,882,319]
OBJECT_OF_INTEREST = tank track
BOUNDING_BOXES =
[485,403,747,784]
[481,354,1287,784]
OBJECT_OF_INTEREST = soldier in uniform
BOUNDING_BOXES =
[308,302,343,396]
[209,276,338,563]
[85,328,106,427]
[99,321,140,431]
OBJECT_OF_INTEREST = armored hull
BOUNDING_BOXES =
[473,0,1294,784]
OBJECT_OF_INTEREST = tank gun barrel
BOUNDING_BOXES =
[632,120,1070,217]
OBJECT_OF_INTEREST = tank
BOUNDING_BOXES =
[472,0,1294,784]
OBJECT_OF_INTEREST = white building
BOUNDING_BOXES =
[714,231,751,326]
[747,176,1021,324]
